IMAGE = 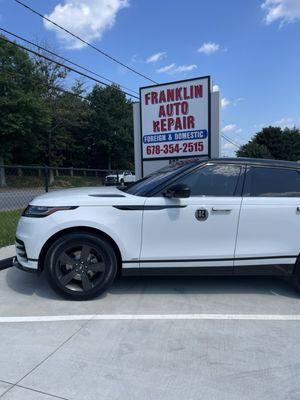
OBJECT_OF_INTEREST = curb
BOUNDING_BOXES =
[0,257,13,271]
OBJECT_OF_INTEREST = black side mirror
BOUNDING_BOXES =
[164,184,191,198]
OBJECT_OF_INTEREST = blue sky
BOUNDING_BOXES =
[1,0,300,156]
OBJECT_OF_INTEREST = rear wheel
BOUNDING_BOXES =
[45,232,118,300]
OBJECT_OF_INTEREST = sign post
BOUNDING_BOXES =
[134,75,219,179]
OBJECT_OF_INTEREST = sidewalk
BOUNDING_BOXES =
[0,245,15,270]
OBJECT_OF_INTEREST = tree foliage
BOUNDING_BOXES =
[0,35,134,169]
[237,126,300,161]
[0,36,50,163]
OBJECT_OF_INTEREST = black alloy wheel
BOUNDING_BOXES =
[45,233,118,300]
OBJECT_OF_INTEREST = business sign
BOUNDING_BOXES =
[140,76,210,160]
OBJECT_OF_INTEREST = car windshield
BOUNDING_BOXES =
[123,160,201,196]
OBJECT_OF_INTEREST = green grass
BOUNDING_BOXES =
[0,209,23,247]
[4,175,104,189]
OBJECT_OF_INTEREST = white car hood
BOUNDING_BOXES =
[105,174,118,178]
[30,186,142,207]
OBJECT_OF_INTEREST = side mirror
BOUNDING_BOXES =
[164,184,191,198]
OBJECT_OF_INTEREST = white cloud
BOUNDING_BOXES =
[156,64,197,74]
[221,141,237,157]
[255,117,299,129]
[221,97,231,109]
[146,52,166,63]
[221,125,246,146]
[221,97,244,109]
[274,117,297,128]
[233,97,244,105]
[197,42,219,55]
[222,124,237,133]
[156,63,176,73]
[172,64,197,73]
[44,0,129,49]
[213,84,220,92]
[262,0,300,25]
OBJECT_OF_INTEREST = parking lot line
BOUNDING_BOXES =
[1,313,300,323]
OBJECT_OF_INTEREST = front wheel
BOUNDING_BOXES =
[45,232,118,300]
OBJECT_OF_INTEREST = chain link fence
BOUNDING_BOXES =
[0,165,120,248]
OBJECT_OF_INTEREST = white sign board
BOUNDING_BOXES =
[140,76,211,161]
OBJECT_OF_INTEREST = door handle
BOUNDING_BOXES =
[297,207,300,212]
[211,208,232,213]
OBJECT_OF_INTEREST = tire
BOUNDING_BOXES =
[120,179,124,186]
[292,257,300,290]
[44,232,118,300]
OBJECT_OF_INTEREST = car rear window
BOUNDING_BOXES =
[244,166,300,197]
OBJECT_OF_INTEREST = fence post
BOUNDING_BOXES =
[44,166,49,193]
[0,157,6,187]
[70,167,73,177]
[49,169,54,186]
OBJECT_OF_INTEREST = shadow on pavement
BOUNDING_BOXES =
[5,266,300,301]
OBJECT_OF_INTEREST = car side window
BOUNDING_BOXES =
[172,164,241,196]
[244,166,300,197]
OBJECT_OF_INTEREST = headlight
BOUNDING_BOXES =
[22,205,78,218]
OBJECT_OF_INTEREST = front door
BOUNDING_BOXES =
[140,163,243,272]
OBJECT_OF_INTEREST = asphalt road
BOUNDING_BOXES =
[0,268,300,399]
[0,189,45,211]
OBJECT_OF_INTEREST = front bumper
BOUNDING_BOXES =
[15,237,39,272]
[104,181,118,186]
[13,257,38,273]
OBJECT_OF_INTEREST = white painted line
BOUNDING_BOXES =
[1,314,300,323]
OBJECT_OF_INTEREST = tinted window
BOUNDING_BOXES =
[124,162,199,196]
[174,164,241,196]
[244,167,300,197]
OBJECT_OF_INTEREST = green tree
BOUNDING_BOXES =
[46,80,90,167]
[0,36,50,164]
[0,35,134,169]
[237,126,300,161]
[86,85,134,169]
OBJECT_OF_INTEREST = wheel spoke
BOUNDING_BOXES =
[60,269,77,286]
[80,245,91,262]
[88,262,105,272]
[81,273,93,291]
[60,252,77,266]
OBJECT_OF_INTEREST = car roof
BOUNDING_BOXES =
[207,157,300,169]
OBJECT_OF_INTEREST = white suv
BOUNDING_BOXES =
[14,158,300,300]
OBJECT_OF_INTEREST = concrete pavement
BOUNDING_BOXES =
[0,246,15,260]
[1,268,300,399]
[0,246,15,270]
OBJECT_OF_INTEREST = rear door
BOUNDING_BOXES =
[234,166,300,274]
[140,163,244,272]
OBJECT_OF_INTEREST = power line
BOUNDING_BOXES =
[3,67,90,101]
[0,35,139,100]
[14,0,158,84]
[0,27,139,96]
[222,134,241,149]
